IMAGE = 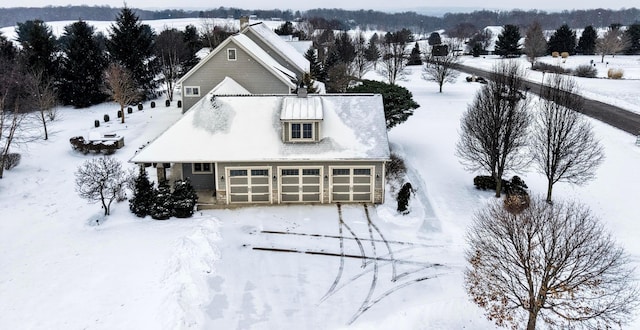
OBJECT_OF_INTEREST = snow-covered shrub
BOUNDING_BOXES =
[385,153,407,187]
[3,153,21,170]
[396,182,413,214]
[171,179,198,218]
[574,65,597,78]
[151,182,173,220]
[129,166,155,218]
[532,62,570,74]
[607,68,624,79]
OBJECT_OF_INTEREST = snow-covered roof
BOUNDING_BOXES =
[130,94,389,163]
[210,77,251,95]
[280,96,323,120]
[242,23,310,74]
[177,34,296,89]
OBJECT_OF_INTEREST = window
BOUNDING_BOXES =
[282,169,299,176]
[229,169,247,177]
[227,48,237,61]
[290,122,314,140]
[251,169,269,176]
[193,163,212,173]
[302,169,320,176]
[354,169,371,176]
[333,168,350,176]
[184,86,200,97]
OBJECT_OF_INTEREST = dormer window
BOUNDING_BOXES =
[227,48,237,61]
[290,122,315,140]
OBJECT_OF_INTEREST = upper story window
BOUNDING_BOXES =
[184,86,200,97]
[290,122,314,141]
[227,48,237,61]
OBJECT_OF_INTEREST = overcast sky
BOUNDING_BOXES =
[6,0,633,12]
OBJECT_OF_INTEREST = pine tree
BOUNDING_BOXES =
[407,42,422,65]
[59,20,107,108]
[576,25,597,55]
[15,20,58,79]
[623,23,640,55]
[0,32,17,60]
[151,181,172,220]
[364,38,380,67]
[107,6,160,100]
[182,24,201,72]
[129,166,155,218]
[304,47,323,81]
[494,24,522,57]
[548,24,577,55]
[428,32,442,46]
[396,182,412,214]
[171,179,198,218]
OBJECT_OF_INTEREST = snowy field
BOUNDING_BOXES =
[460,54,640,114]
[1,17,640,328]
[1,61,640,328]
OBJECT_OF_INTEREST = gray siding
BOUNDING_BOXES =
[181,163,216,190]
[181,43,293,111]
[244,29,306,79]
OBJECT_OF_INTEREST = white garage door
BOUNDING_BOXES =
[330,167,374,203]
[279,167,322,203]
[227,167,271,203]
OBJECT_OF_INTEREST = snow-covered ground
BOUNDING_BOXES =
[460,54,640,114]
[2,26,640,328]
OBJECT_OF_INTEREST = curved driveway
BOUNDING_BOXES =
[456,63,640,136]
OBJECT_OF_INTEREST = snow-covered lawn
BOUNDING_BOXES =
[2,63,640,329]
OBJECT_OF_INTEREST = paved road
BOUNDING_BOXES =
[456,63,640,136]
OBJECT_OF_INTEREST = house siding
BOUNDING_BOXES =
[181,43,293,111]
[244,29,306,79]
[181,163,215,190]
[198,161,386,205]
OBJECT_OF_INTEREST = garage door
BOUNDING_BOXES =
[330,167,374,203]
[279,167,322,203]
[227,168,271,203]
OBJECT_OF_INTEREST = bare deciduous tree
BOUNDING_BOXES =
[532,74,604,202]
[456,61,531,197]
[597,26,631,63]
[26,69,57,140]
[155,27,190,102]
[377,33,409,85]
[0,57,39,178]
[75,156,130,216]
[351,31,371,79]
[466,197,639,330]
[523,21,547,68]
[421,50,460,93]
[104,63,140,124]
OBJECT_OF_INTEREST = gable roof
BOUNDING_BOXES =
[210,77,251,95]
[280,96,323,120]
[177,34,297,89]
[130,94,389,163]
[242,23,310,74]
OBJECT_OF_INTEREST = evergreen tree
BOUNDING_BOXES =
[58,20,107,108]
[576,25,597,55]
[182,24,202,72]
[0,32,17,60]
[347,79,419,129]
[407,42,422,65]
[364,38,380,66]
[274,21,294,35]
[428,32,441,45]
[171,179,198,218]
[494,24,522,57]
[396,182,413,214]
[304,47,323,80]
[548,24,577,55]
[623,23,640,55]
[129,166,155,218]
[15,20,58,79]
[151,181,172,220]
[334,32,356,64]
[107,6,160,100]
